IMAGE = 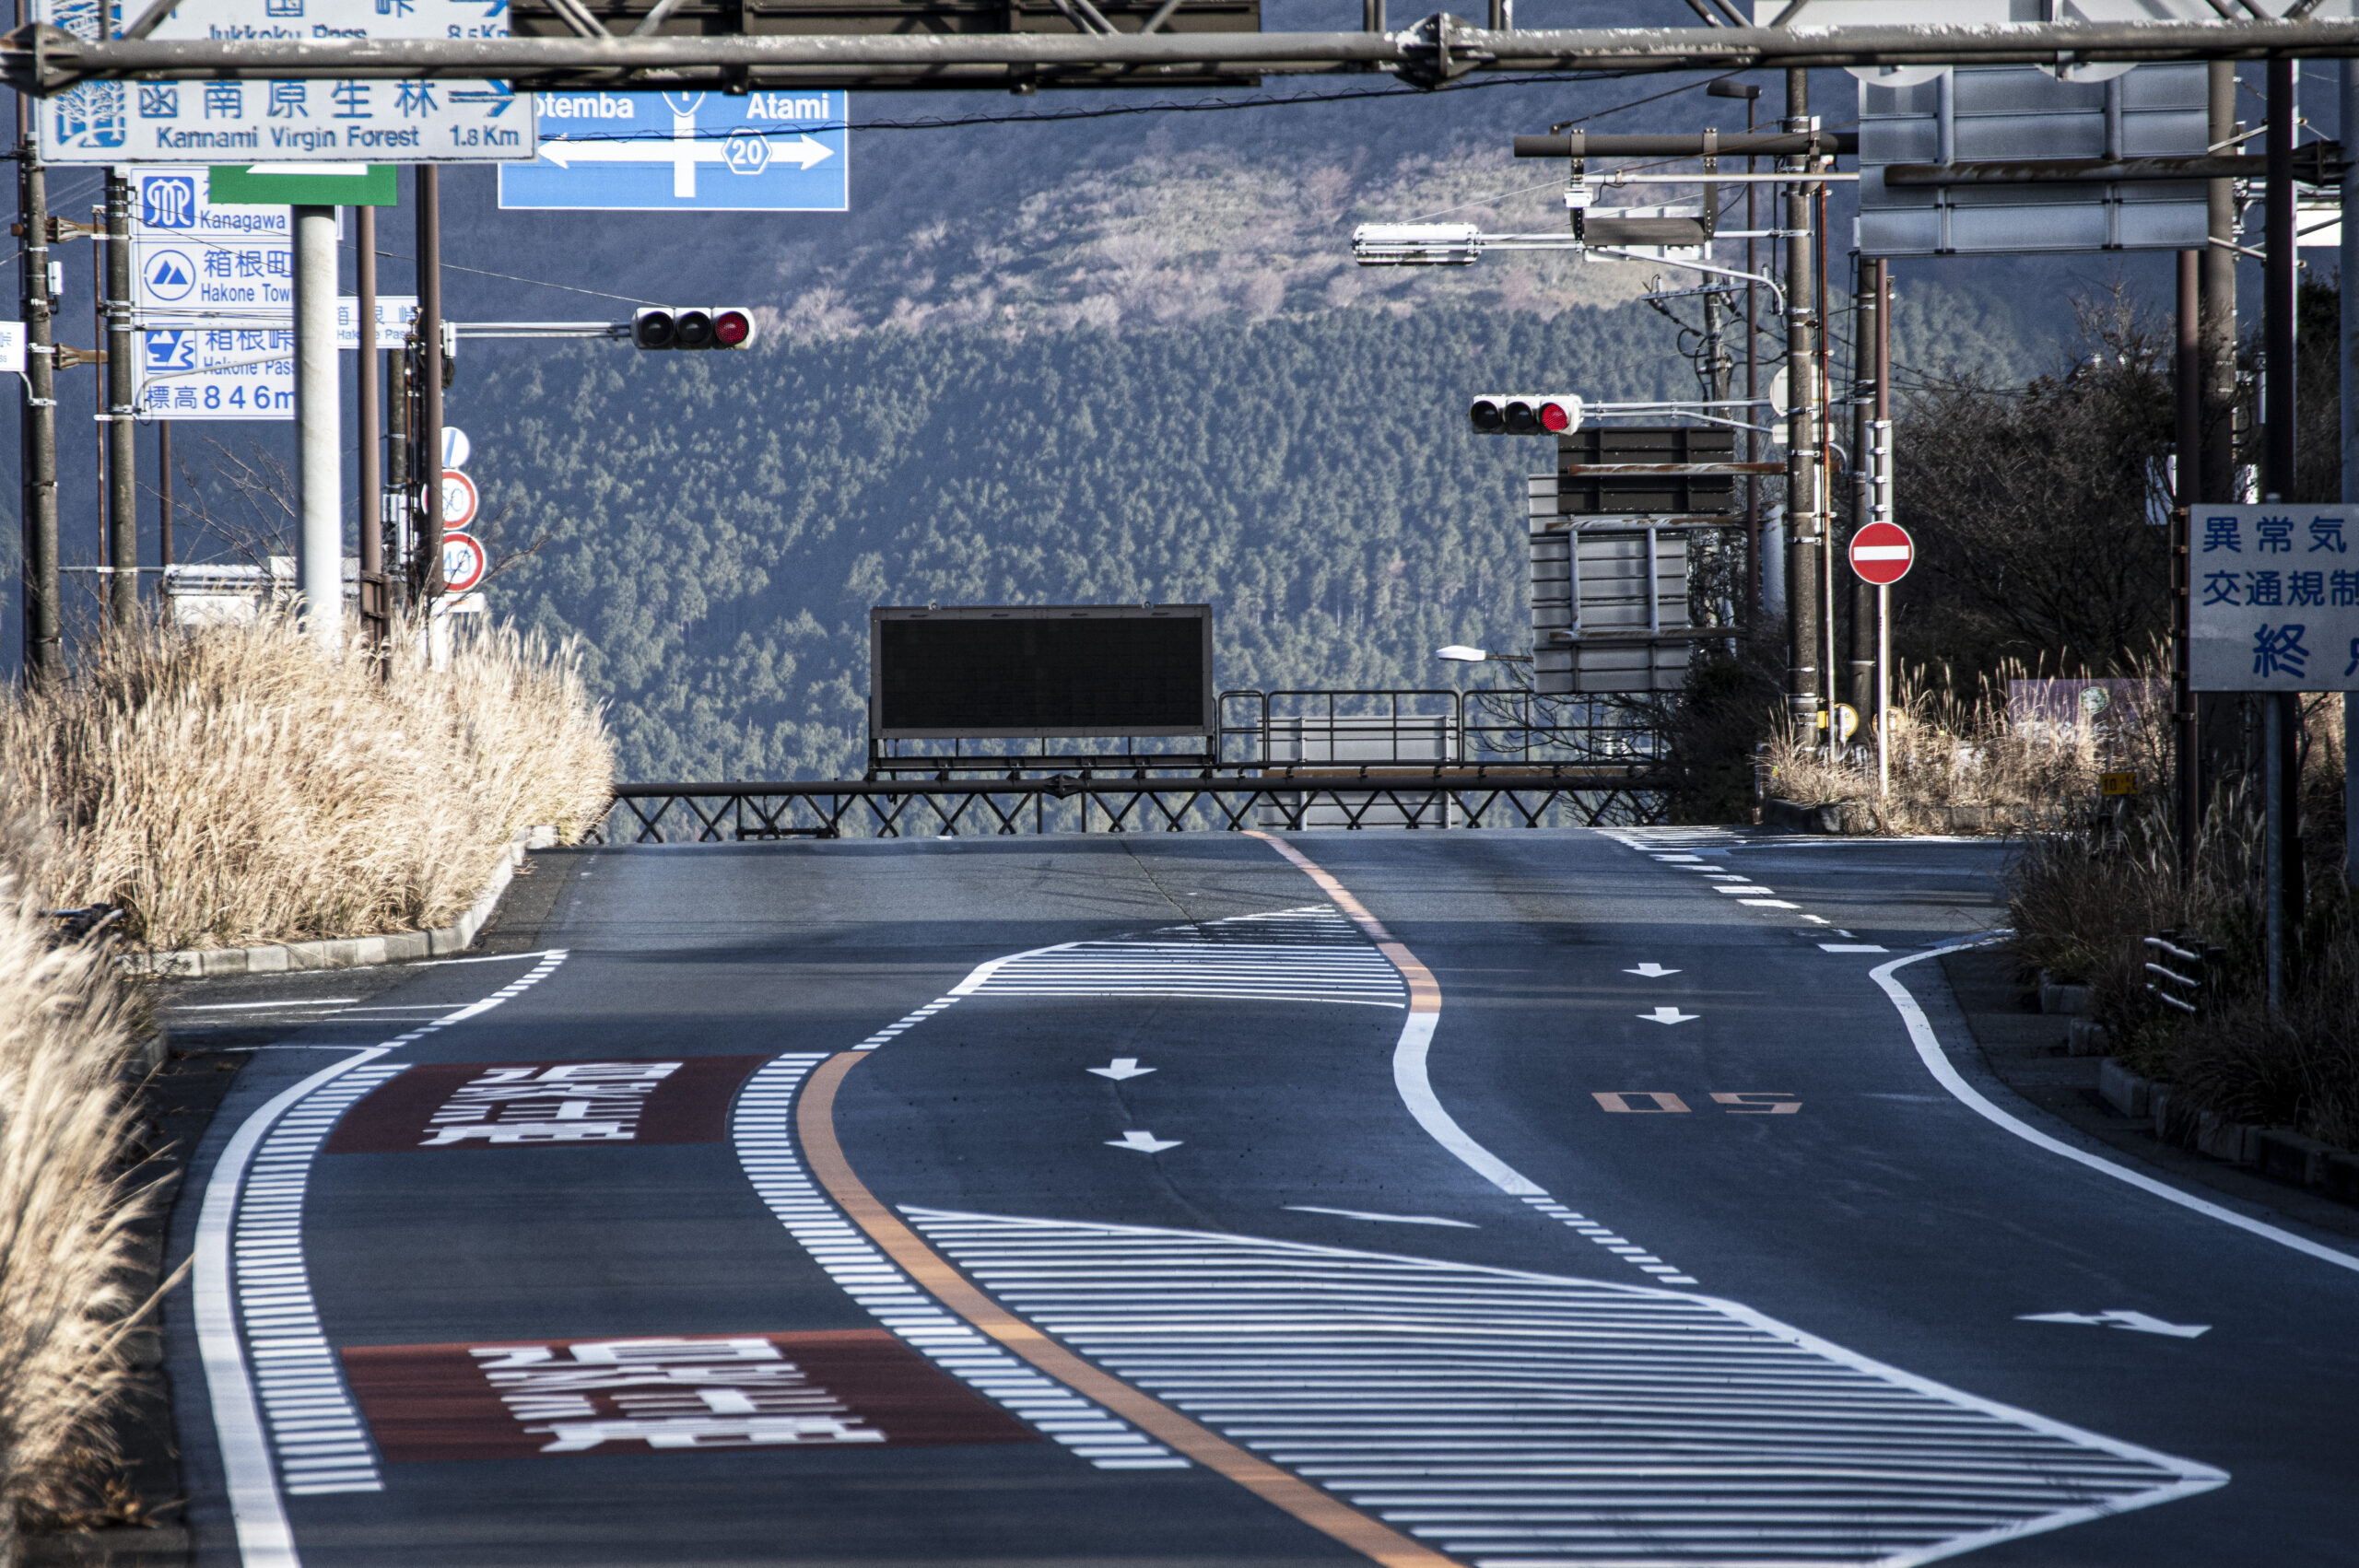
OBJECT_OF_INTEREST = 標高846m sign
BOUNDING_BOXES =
[2190,505,2359,693]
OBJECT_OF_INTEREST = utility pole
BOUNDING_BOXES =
[1782,67,1823,738]
[357,204,386,661]
[103,170,134,626]
[417,166,445,603]
[2261,57,2298,1012]
[294,203,341,650]
[2174,247,2201,881]
[2343,58,2359,893]
[1705,76,1761,628]
[2200,61,2239,510]
[18,111,59,678]
[387,338,408,613]
[158,421,172,576]
[1848,251,1877,720]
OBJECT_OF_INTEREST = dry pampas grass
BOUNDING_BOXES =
[0,611,613,952]
[0,822,157,1553]
[1759,661,2170,835]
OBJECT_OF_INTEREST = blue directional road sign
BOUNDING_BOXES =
[499,91,848,213]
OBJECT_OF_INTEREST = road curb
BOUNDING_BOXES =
[2099,1056,2359,1207]
[122,825,557,979]
[1759,796,2001,835]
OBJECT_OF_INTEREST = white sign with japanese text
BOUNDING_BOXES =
[35,0,532,164]
[136,322,296,421]
[128,167,289,318]
[2189,504,2359,692]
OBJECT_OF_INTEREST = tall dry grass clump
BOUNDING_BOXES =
[0,612,612,951]
[2006,705,2358,1151]
[0,820,158,1557]
[1760,661,2166,834]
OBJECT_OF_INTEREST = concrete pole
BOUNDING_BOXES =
[2175,248,2201,880]
[2263,59,2297,1008]
[18,136,59,678]
[356,204,383,659]
[103,170,135,626]
[1848,250,1876,719]
[2344,60,2359,893]
[2201,62,2238,509]
[293,204,341,651]
[1783,67,1823,739]
[418,166,445,602]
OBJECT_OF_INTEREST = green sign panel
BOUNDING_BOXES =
[208,165,398,206]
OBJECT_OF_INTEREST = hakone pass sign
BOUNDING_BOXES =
[870,605,1214,740]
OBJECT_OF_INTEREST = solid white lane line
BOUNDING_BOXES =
[1286,1206,1482,1230]
[1878,939,2359,1277]
[195,949,569,1568]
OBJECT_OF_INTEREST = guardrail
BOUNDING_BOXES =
[590,766,1675,844]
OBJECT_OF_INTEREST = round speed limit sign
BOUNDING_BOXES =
[440,532,487,594]
[440,470,480,531]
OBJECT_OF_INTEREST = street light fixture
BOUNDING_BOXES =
[1437,645,1532,664]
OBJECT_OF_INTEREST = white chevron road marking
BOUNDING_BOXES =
[900,1208,2226,1568]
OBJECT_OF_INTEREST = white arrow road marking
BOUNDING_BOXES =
[1284,1205,1479,1229]
[1820,942,1889,953]
[2018,1310,2212,1339]
[1108,1129,1181,1153]
[1087,1058,1156,1080]
[1640,1006,1699,1025]
[1625,963,1680,977]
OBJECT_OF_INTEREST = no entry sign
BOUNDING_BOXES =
[1849,521,1915,586]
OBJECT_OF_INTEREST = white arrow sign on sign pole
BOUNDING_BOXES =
[537,107,833,200]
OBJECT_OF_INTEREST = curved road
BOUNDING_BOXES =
[167,828,2359,1567]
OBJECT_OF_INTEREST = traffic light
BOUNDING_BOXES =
[1469,393,1580,436]
[631,306,757,351]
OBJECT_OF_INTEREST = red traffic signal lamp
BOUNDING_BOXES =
[1469,393,1581,436]
[632,306,757,351]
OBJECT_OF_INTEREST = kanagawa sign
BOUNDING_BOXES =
[1848,521,1915,586]
[499,91,848,213]
[2189,505,2359,692]
[129,168,288,319]
[35,0,533,165]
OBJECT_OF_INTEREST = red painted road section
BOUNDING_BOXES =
[325,1056,767,1153]
[343,1329,1038,1462]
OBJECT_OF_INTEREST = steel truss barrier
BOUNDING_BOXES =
[10,17,2359,93]
[590,769,1672,844]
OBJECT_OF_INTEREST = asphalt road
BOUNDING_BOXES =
[165,827,2359,1568]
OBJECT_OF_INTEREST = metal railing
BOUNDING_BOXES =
[2142,931,2218,1016]
[594,687,1676,842]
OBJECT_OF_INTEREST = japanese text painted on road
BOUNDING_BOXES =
[2189,505,2359,692]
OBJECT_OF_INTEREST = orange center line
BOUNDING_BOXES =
[794,1052,1458,1568]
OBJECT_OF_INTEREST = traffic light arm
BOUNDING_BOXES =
[449,322,634,340]
[1351,225,1788,316]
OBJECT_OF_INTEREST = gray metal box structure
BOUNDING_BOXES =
[1526,426,1745,696]
[1859,64,2209,257]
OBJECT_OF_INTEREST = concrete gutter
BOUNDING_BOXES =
[123,825,557,979]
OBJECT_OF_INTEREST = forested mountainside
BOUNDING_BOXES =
[464,286,2048,782]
